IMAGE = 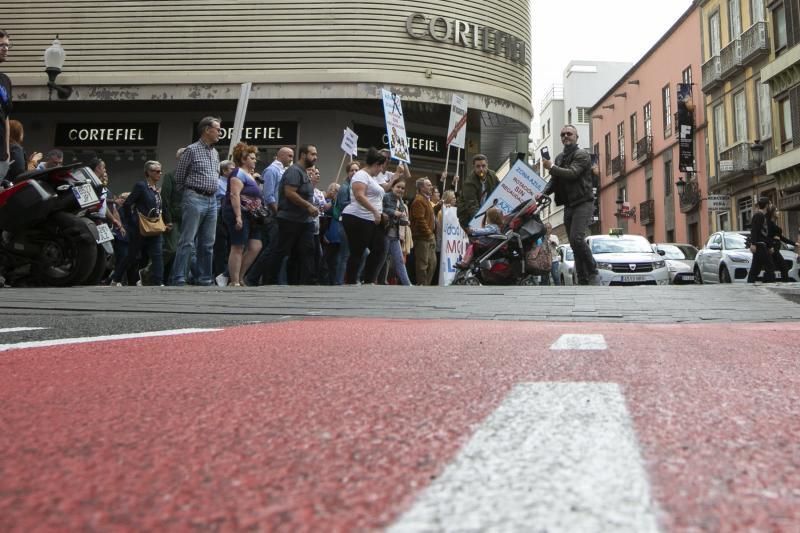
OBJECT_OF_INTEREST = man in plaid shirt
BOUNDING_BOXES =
[170,116,222,286]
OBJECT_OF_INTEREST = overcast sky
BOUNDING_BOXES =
[531,0,694,133]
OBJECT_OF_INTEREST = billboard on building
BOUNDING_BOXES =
[677,83,695,173]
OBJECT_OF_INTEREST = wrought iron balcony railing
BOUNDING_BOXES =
[720,39,742,78]
[611,155,624,177]
[639,199,655,225]
[635,136,653,162]
[741,21,769,66]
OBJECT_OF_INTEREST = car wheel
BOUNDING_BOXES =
[720,266,732,283]
[693,265,703,284]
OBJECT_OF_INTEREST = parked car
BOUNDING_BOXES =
[652,243,698,284]
[587,232,669,286]
[557,244,577,285]
[694,231,799,283]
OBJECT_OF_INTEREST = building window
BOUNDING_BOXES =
[756,80,773,140]
[568,109,572,124]
[718,211,730,231]
[773,3,787,52]
[662,85,672,138]
[617,121,625,161]
[664,157,673,197]
[738,196,753,229]
[630,113,638,158]
[779,97,792,148]
[682,66,693,85]
[576,107,591,123]
[604,132,612,175]
[733,90,747,143]
[644,102,652,138]
[728,0,742,39]
[645,164,653,199]
[714,103,727,155]
[547,119,551,135]
[710,11,722,56]
[542,125,546,139]
[751,0,765,23]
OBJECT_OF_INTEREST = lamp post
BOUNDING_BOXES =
[676,176,686,198]
[750,140,764,168]
[44,36,72,100]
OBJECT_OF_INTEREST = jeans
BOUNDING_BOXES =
[113,232,164,285]
[386,237,411,286]
[564,201,597,284]
[335,224,350,285]
[171,189,217,285]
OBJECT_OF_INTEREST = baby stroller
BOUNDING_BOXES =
[452,196,551,286]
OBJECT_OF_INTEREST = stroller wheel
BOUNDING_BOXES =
[518,275,538,286]
[452,271,481,286]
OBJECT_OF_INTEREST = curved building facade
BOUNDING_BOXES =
[5,1,532,192]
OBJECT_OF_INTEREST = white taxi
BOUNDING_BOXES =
[587,232,670,286]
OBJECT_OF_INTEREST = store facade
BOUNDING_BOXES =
[5,1,532,195]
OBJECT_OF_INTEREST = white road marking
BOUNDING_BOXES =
[0,328,222,352]
[0,327,49,334]
[389,382,660,533]
[550,333,608,350]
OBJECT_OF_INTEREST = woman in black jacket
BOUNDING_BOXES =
[111,161,168,286]
[6,120,41,182]
[767,205,799,281]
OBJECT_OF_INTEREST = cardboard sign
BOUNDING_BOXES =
[446,94,468,149]
[382,89,411,163]
[341,127,359,156]
[438,206,470,286]
[468,160,547,229]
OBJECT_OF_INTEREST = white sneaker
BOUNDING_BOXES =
[113,282,123,287]
[215,273,229,287]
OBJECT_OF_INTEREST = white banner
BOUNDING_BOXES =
[382,89,411,163]
[446,94,468,149]
[439,206,470,286]
[468,160,548,229]
[227,82,252,159]
[341,127,358,156]
[707,194,730,211]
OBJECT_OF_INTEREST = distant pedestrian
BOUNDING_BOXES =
[6,119,42,182]
[538,125,599,286]
[160,147,187,282]
[0,30,12,182]
[36,149,63,170]
[747,197,775,283]
[410,177,437,285]
[766,204,798,282]
[171,116,222,286]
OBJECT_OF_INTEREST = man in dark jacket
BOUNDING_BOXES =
[456,154,499,229]
[747,197,775,283]
[538,125,599,285]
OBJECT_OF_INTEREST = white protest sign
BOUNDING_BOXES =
[381,89,411,163]
[341,127,358,156]
[438,206,470,286]
[446,94,468,149]
[468,160,548,229]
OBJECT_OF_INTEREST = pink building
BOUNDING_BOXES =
[591,4,709,247]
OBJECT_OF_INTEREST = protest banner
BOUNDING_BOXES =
[468,160,547,229]
[336,127,359,182]
[381,89,411,163]
[227,82,252,159]
[438,206,470,286]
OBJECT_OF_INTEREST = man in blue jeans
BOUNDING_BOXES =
[171,116,222,286]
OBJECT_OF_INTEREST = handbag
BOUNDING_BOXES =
[138,209,166,236]
[525,243,552,274]
[240,195,270,225]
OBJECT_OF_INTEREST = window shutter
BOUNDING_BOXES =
[791,86,800,148]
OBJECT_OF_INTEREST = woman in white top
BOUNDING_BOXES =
[341,147,388,284]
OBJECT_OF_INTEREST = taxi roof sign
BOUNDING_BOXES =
[609,228,624,236]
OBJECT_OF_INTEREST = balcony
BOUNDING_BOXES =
[701,55,722,92]
[636,136,653,163]
[718,141,760,181]
[741,21,769,66]
[639,199,655,225]
[611,155,624,177]
[720,39,742,78]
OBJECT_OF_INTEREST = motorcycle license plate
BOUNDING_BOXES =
[73,183,100,208]
[96,223,114,244]
[621,275,647,283]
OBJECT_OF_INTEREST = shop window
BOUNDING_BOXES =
[738,197,753,229]
[718,211,730,231]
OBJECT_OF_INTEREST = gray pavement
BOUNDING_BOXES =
[0,285,797,341]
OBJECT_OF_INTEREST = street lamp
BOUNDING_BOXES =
[676,176,686,198]
[44,36,72,100]
[750,140,764,167]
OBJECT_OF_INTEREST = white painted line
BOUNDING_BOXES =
[0,327,49,334]
[0,328,222,352]
[388,383,660,533]
[550,334,608,350]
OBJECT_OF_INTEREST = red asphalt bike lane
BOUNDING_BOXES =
[0,319,798,531]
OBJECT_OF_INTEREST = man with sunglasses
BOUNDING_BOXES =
[0,30,12,182]
[537,125,599,286]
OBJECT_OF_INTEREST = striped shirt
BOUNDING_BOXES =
[175,140,220,195]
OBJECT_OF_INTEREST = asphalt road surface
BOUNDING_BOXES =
[1,285,798,531]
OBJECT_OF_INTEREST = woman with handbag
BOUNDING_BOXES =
[379,180,411,285]
[111,161,168,286]
[222,142,264,286]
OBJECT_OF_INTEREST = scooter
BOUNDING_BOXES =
[0,164,107,286]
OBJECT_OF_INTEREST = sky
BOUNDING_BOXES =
[531,0,694,134]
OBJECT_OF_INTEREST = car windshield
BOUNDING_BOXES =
[591,238,653,254]
[725,233,748,250]
[657,244,697,260]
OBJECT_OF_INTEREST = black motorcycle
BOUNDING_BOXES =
[0,164,109,286]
